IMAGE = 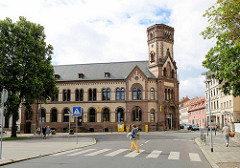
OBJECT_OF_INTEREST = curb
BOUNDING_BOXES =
[0,138,97,166]
[195,137,219,168]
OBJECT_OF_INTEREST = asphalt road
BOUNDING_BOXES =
[2,132,211,168]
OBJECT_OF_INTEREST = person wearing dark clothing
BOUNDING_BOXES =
[42,127,47,139]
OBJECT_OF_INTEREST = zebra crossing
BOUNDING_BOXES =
[51,148,202,162]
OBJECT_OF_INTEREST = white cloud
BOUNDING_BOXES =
[180,75,206,99]
[0,0,216,98]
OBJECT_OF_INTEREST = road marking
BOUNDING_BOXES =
[68,149,96,156]
[189,153,201,162]
[85,149,111,156]
[51,149,81,156]
[146,150,162,158]
[124,150,144,158]
[104,149,128,157]
[168,152,180,160]
[145,140,151,143]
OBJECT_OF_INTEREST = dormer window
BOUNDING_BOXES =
[105,72,110,78]
[78,73,84,78]
[55,74,60,79]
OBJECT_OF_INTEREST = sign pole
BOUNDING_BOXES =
[73,107,81,145]
[0,101,4,160]
[0,89,8,160]
[76,117,78,144]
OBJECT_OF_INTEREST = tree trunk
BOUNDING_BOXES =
[11,111,18,137]
[6,93,20,138]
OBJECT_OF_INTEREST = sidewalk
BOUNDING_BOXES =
[0,133,96,166]
[195,130,240,168]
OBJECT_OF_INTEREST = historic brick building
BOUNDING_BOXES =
[20,24,179,133]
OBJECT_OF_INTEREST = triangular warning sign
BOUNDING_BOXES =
[74,108,80,115]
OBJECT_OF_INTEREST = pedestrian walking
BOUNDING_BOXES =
[46,126,50,136]
[221,123,230,147]
[42,126,47,139]
[129,124,140,153]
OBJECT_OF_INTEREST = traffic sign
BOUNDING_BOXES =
[73,107,82,117]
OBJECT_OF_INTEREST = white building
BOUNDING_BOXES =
[204,78,240,129]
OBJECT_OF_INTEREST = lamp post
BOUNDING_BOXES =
[202,71,215,152]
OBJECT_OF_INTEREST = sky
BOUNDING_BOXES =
[0,0,216,99]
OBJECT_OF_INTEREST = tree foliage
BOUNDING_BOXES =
[0,17,58,137]
[201,0,240,97]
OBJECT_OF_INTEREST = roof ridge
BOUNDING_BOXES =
[54,60,148,67]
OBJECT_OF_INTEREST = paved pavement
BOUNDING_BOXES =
[0,133,96,166]
[195,130,240,168]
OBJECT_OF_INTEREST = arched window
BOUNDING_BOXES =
[150,52,155,63]
[163,68,167,77]
[89,108,96,122]
[67,89,71,101]
[150,109,155,122]
[121,88,125,100]
[168,89,170,100]
[80,89,83,101]
[150,88,155,100]
[75,90,79,101]
[40,109,46,123]
[107,88,111,100]
[171,70,174,78]
[51,109,57,122]
[171,90,174,100]
[137,88,142,100]
[164,89,167,100]
[150,32,154,39]
[132,88,137,100]
[103,108,110,122]
[167,89,170,100]
[51,92,58,102]
[117,108,124,122]
[116,88,120,100]
[89,89,93,101]
[63,89,67,101]
[63,108,69,122]
[132,106,142,122]
[93,89,97,101]
[102,89,106,100]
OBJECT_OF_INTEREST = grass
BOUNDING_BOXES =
[2,137,31,141]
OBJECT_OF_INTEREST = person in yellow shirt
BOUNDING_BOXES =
[129,124,140,153]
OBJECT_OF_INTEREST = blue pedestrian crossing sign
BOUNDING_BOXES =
[73,107,82,117]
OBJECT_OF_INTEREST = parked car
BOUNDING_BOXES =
[179,124,185,129]
[186,124,192,130]
[191,125,199,131]
[208,122,217,130]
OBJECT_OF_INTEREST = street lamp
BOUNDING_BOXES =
[202,71,215,152]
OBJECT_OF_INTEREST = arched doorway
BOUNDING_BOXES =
[117,108,124,122]
[132,106,142,122]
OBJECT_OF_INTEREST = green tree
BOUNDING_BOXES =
[201,0,240,97]
[0,17,58,137]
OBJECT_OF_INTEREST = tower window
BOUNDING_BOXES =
[150,52,155,63]
[150,32,154,39]
[163,68,167,77]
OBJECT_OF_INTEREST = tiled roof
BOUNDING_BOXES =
[54,61,157,81]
